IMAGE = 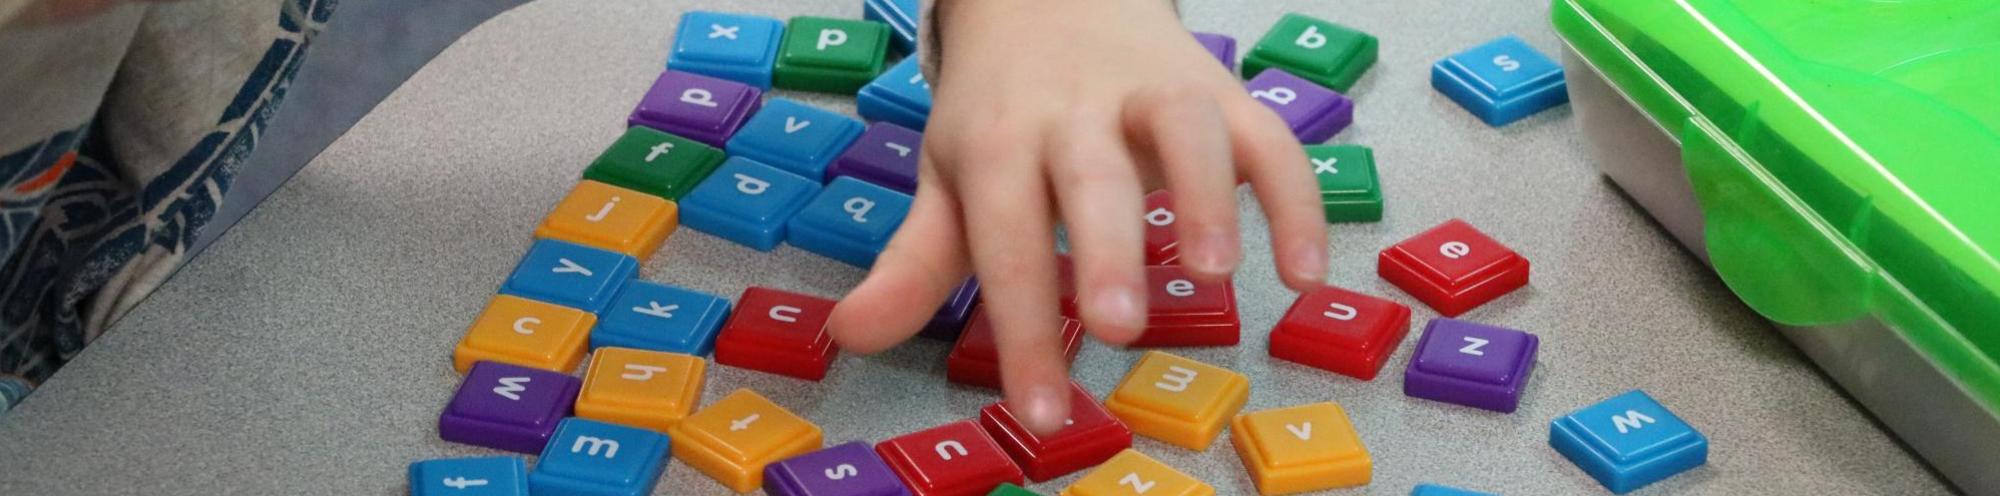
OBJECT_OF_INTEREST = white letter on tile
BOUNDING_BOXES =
[825,464,859,480]
[553,258,593,277]
[634,301,677,319]
[680,88,717,108]
[493,377,530,400]
[512,317,541,335]
[1287,422,1313,441]
[844,197,876,223]
[734,173,770,195]
[1611,410,1656,434]
[1313,157,1339,175]
[1324,303,1357,321]
[621,364,666,381]
[585,197,619,222]
[1439,241,1471,260]
[708,24,739,40]
[1251,87,1298,105]
[1119,474,1156,493]
[572,436,620,458]
[784,116,812,134]
[1155,365,1198,392]
[817,29,849,50]
[1296,25,1327,49]
[442,477,489,489]
[646,142,673,162]
[1459,336,1489,356]
[935,440,968,460]
[770,305,802,323]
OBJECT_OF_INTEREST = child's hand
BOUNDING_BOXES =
[828,0,1327,433]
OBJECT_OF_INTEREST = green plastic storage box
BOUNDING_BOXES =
[1552,1,2000,492]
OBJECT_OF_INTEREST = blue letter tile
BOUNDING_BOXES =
[856,58,931,131]
[500,239,638,313]
[1550,390,1708,494]
[863,0,918,53]
[592,280,732,356]
[668,11,784,90]
[410,456,529,496]
[530,418,672,496]
[726,99,865,181]
[681,156,823,251]
[1411,483,1493,496]
[786,177,913,267]
[1431,35,1567,127]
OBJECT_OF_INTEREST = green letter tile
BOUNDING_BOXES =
[774,17,890,93]
[988,483,1043,496]
[1307,144,1382,223]
[1244,13,1378,92]
[583,127,726,200]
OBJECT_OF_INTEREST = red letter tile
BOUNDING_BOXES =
[876,420,1024,496]
[946,307,1083,390]
[1271,285,1412,379]
[1142,191,1180,266]
[1378,219,1529,316]
[1133,265,1240,347]
[978,382,1131,481]
[714,287,839,380]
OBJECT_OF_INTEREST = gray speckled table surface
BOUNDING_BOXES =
[0,0,1958,495]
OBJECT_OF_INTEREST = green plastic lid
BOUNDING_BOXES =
[1553,1,2000,404]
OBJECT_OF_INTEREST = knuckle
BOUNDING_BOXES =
[958,122,1037,161]
[1132,81,1189,101]
[1054,162,1127,191]
[1160,81,1217,104]
[1136,83,1218,117]
[922,126,973,161]
[1232,121,1299,160]
[1255,134,1310,166]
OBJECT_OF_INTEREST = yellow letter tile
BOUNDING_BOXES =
[452,295,593,374]
[1229,402,1372,494]
[670,388,823,492]
[1103,351,1250,451]
[535,180,678,260]
[576,347,706,433]
[1061,449,1213,496]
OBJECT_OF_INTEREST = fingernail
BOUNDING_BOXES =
[1290,241,1327,283]
[1085,286,1145,331]
[1021,384,1072,434]
[1189,228,1239,276]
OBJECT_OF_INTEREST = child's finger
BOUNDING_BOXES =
[1049,121,1148,345]
[1124,86,1241,282]
[1221,96,1329,291]
[955,154,1073,434]
[826,159,971,353]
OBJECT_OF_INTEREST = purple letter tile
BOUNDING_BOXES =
[1192,31,1237,71]
[827,122,922,193]
[1403,318,1538,413]
[1245,69,1353,143]
[628,69,763,147]
[765,441,913,496]
[919,278,980,341]
[439,361,581,454]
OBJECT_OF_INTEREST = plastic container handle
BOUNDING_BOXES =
[1682,117,1875,327]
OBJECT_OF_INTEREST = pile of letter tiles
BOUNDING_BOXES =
[409,5,1700,496]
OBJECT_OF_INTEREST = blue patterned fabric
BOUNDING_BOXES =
[0,0,337,413]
